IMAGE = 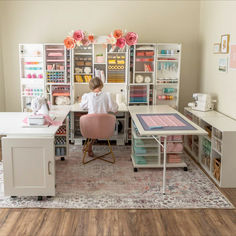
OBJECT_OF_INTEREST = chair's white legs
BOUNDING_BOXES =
[163,136,167,195]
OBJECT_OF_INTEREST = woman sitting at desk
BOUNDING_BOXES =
[80,77,118,156]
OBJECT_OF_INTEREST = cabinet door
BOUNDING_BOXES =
[2,137,55,196]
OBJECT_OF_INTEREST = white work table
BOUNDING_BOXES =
[0,107,70,137]
[129,105,207,194]
[0,106,70,199]
[70,102,129,112]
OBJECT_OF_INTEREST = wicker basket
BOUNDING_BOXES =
[213,158,221,181]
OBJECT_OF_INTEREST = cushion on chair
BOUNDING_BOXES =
[80,114,116,139]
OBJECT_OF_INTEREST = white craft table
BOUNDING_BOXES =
[0,106,70,198]
[129,105,207,194]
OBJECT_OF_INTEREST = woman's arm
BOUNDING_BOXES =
[107,93,118,113]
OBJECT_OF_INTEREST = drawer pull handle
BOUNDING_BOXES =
[48,161,52,175]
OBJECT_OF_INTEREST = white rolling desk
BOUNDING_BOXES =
[0,106,70,199]
[129,105,207,194]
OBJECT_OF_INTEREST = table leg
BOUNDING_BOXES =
[163,136,167,195]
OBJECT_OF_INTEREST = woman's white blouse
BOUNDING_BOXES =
[80,92,118,114]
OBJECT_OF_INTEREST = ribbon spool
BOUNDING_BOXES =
[135,75,144,83]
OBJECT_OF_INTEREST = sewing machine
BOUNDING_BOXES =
[28,97,50,126]
[188,93,215,112]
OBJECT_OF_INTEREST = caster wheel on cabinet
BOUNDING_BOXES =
[134,168,138,172]
[11,196,17,198]
[184,167,188,171]
[38,196,43,201]
[61,157,65,161]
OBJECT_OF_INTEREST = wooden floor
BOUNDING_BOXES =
[0,143,235,236]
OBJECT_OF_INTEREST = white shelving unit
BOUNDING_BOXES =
[131,120,186,172]
[156,43,181,109]
[19,44,45,112]
[184,107,236,187]
[70,44,129,145]
[129,43,156,105]
[44,43,72,106]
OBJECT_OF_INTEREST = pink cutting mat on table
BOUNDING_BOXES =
[141,115,186,127]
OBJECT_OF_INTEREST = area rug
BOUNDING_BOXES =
[0,145,233,209]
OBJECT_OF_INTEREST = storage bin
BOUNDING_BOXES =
[136,51,145,56]
[168,154,182,163]
[134,139,157,146]
[213,158,221,181]
[96,56,104,63]
[161,143,183,153]
[145,51,154,56]
[134,146,158,155]
[133,155,147,164]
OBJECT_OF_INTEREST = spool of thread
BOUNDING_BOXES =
[163,88,175,93]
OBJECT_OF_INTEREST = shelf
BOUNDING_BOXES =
[46,83,69,85]
[46,70,65,72]
[212,147,222,156]
[203,136,211,142]
[46,59,65,62]
[129,83,154,85]
[46,48,64,51]
[212,136,222,143]
[135,71,154,73]
[107,52,126,54]
[157,60,178,62]
[157,54,179,56]
[74,53,92,55]
[74,73,93,75]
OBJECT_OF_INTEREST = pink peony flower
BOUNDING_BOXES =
[64,37,75,49]
[113,29,123,39]
[73,30,84,41]
[125,32,138,46]
[116,37,126,48]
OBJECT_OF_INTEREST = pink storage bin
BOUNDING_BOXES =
[172,135,183,141]
[168,154,182,163]
[96,56,104,63]
[48,52,63,57]
[161,136,173,142]
[161,143,183,153]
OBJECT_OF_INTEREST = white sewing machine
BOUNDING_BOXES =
[28,97,50,126]
[188,93,215,112]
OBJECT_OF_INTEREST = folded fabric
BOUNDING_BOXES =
[23,115,62,127]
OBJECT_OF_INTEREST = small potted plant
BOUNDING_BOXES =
[96,53,104,63]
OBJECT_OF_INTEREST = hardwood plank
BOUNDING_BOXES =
[7,209,42,236]
[34,209,63,236]
[172,210,201,236]
[0,209,21,236]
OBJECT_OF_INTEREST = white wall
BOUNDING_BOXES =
[0,1,200,111]
[0,2,6,112]
[199,1,236,119]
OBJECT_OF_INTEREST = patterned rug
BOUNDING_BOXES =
[0,145,233,209]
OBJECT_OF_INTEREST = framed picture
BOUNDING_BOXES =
[221,34,230,53]
[213,43,221,54]
[229,44,236,70]
[219,57,228,72]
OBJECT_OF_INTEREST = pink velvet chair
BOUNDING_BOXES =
[80,113,116,164]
